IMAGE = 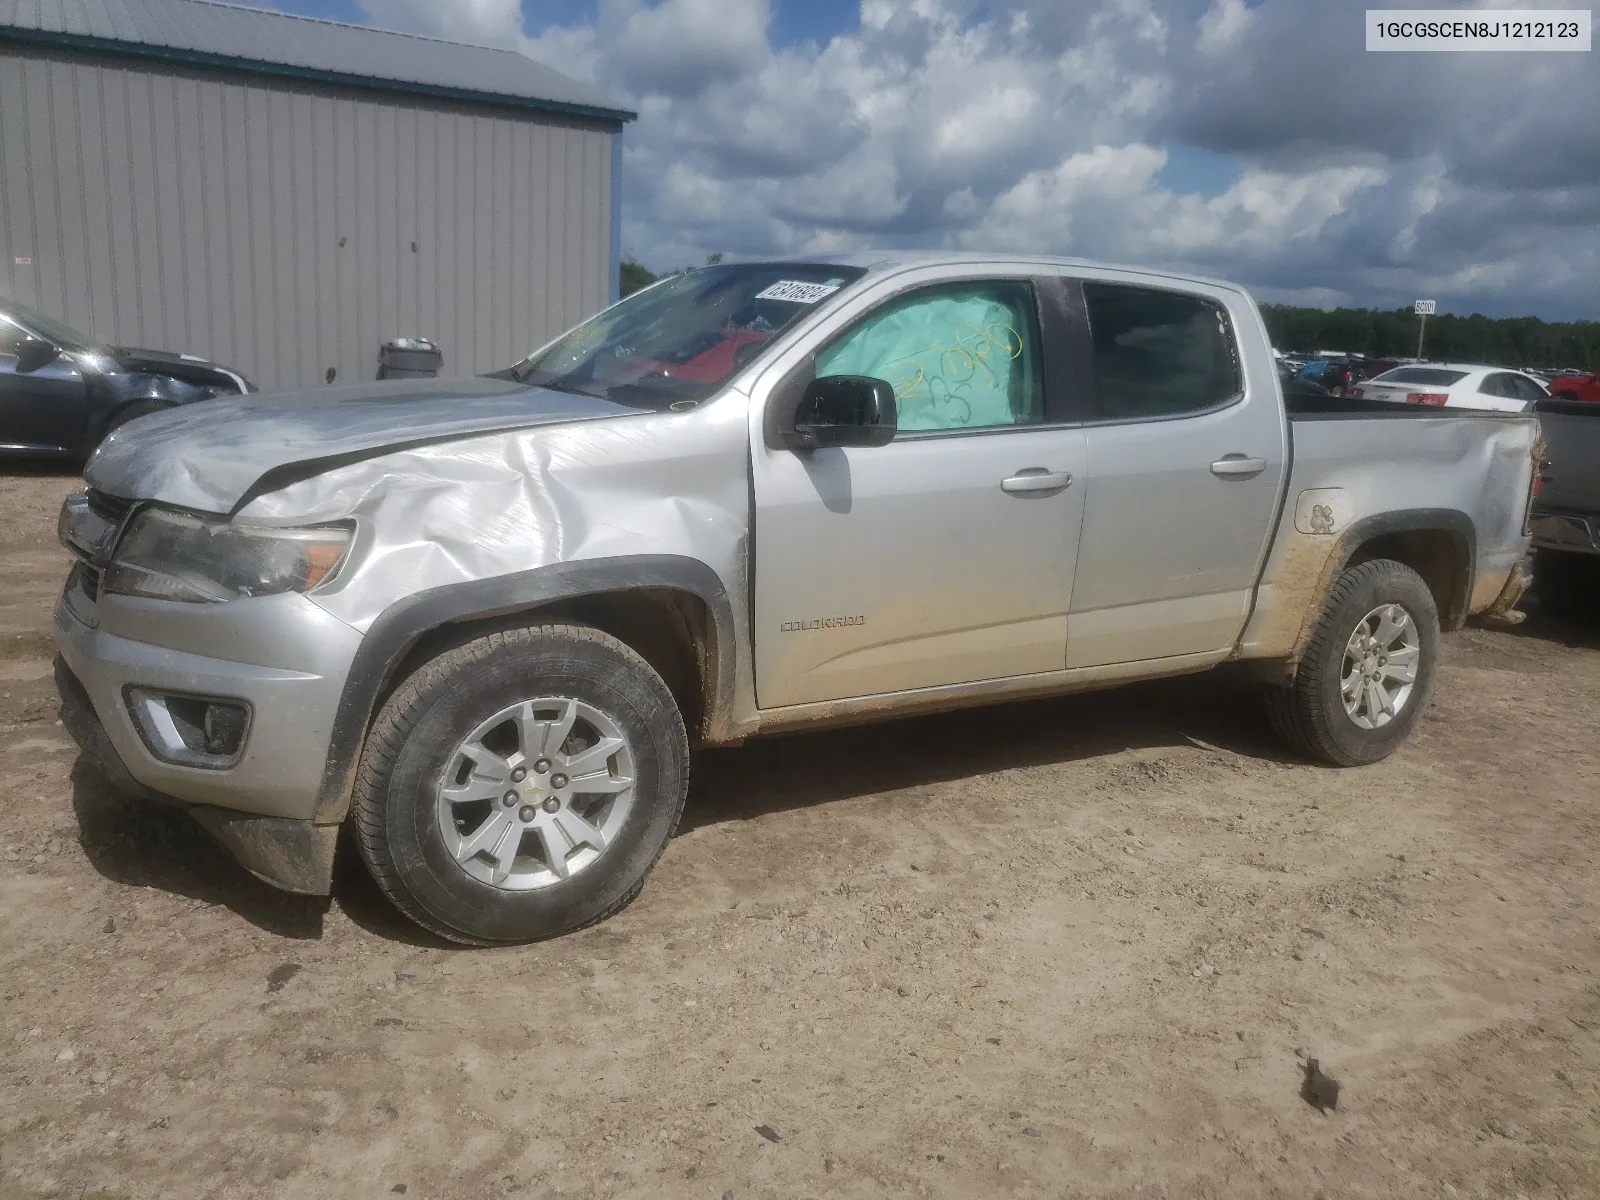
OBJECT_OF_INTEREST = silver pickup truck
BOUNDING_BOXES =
[1528,397,1600,615]
[54,254,1539,944]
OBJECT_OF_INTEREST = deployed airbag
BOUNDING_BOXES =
[816,287,1033,431]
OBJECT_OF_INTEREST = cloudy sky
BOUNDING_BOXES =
[277,0,1597,320]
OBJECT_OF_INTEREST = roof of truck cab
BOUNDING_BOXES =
[772,251,1250,295]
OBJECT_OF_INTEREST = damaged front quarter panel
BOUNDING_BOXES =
[234,394,761,805]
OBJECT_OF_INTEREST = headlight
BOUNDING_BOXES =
[103,508,353,603]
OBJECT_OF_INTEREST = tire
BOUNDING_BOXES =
[1532,548,1597,622]
[352,623,689,944]
[1265,559,1440,767]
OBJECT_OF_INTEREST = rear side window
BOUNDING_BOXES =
[1082,283,1241,420]
[1373,367,1468,386]
[1510,374,1548,402]
[1478,373,1519,398]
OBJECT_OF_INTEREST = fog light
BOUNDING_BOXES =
[202,702,249,756]
[125,689,251,769]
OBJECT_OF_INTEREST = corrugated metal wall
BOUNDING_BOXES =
[0,43,616,392]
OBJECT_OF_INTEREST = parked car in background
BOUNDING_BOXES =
[0,300,252,459]
[1529,397,1600,617]
[1278,359,1331,397]
[1294,358,1361,395]
[1546,371,1600,403]
[55,253,1539,944]
[1356,364,1548,412]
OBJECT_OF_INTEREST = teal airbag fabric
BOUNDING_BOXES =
[816,288,1031,431]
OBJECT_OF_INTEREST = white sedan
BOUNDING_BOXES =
[1356,364,1549,412]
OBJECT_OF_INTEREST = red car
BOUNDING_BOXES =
[1547,373,1600,402]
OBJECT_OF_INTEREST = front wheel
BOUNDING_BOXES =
[1265,558,1440,766]
[352,623,690,944]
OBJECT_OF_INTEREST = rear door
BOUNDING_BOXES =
[1061,278,1288,668]
[750,272,1089,708]
[1470,373,1530,412]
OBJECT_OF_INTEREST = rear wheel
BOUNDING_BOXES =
[1532,548,1598,622]
[1265,559,1440,766]
[352,624,689,944]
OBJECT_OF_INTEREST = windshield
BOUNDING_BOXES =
[509,263,865,409]
[0,300,111,356]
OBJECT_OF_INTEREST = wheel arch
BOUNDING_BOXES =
[313,556,738,824]
[1337,509,1476,632]
[1263,508,1476,682]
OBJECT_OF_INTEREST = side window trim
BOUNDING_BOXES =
[1066,276,1247,427]
[1036,276,1097,425]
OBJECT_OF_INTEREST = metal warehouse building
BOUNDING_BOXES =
[0,0,633,392]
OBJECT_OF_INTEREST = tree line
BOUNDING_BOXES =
[619,254,724,298]
[1260,304,1600,371]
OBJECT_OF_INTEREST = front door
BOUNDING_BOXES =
[751,276,1088,709]
[0,326,88,451]
[1064,279,1287,668]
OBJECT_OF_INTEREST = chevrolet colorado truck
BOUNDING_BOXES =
[54,254,1539,944]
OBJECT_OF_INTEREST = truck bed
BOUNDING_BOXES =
[1238,397,1540,659]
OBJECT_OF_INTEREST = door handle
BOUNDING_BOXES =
[1210,455,1267,479]
[1001,469,1073,496]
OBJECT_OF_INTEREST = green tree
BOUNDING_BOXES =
[619,258,657,298]
[1260,304,1600,371]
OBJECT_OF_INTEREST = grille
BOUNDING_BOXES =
[70,561,102,603]
[86,489,134,524]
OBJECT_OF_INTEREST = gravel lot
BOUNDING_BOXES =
[2,467,1597,1200]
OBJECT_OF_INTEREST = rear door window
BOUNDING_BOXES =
[1081,283,1241,420]
[1478,373,1518,399]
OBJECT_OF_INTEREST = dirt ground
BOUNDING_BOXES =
[1,467,1596,1200]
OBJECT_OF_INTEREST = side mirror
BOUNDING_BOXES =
[788,375,897,450]
[15,337,60,374]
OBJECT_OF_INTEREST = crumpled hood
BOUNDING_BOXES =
[85,375,638,514]
[111,345,254,392]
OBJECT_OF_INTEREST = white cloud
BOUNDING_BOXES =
[347,0,1597,318]
[613,0,772,97]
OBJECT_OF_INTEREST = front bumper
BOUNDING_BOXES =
[55,659,340,894]
[53,582,365,893]
[54,586,364,818]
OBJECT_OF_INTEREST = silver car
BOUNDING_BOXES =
[55,254,1539,943]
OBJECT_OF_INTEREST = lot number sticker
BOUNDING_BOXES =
[755,280,841,304]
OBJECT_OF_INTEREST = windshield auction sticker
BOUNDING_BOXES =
[755,281,843,304]
[1367,9,1590,50]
